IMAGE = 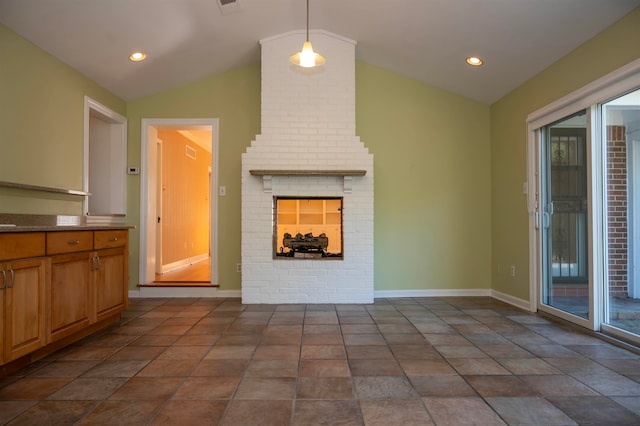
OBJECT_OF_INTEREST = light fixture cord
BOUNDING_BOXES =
[306,0,310,41]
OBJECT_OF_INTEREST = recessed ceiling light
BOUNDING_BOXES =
[466,56,483,66]
[129,52,146,62]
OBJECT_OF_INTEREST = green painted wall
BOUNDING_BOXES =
[490,8,640,300]
[125,65,262,291]
[0,23,125,215]
[356,63,492,291]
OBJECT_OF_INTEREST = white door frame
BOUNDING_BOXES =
[140,118,220,286]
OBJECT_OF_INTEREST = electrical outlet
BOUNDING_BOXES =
[510,265,516,277]
[236,263,241,273]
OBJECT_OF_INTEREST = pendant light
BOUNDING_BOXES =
[289,0,325,68]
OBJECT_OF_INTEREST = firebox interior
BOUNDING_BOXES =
[274,197,343,259]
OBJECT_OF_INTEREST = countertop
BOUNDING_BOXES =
[0,214,134,233]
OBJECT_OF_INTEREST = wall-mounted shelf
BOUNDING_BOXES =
[0,180,90,196]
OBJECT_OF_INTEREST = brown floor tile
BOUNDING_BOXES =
[137,358,198,377]
[345,344,395,360]
[172,377,240,399]
[108,346,166,361]
[353,376,418,399]
[58,346,121,361]
[215,333,262,345]
[349,359,403,376]
[162,317,201,326]
[544,356,614,374]
[465,375,541,397]
[435,345,488,359]
[296,377,354,399]
[448,358,511,375]
[245,359,299,377]
[573,373,640,396]
[0,378,72,400]
[157,345,210,360]
[293,400,362,426]
[390,344,443,360]
[150,400,227,425]
[186,325,229,335]
[234,377,296,400]
[486,396,577,425]
[27,360,100,378]
[343,333,386,345]
[46,377,127,400]
[9,400,98,425]
[204,345,256,359]
[190,359,249,377]
[253,344,301,360]
[423,333,472,346]
[299,359,351,377]
[338,316,375,325]
[360,399,434,425]
[497,357,561,374]
[77,400,163,425]
[0,400,36,423]
[173,334,220,346]
[303,324,341,334]
[108,377,183,400]
[547,395,640,425]
[148,325,192,335]
[340,324,379,333]
[130,334,180,346]
[422,397,506,426]
[222,400,292,426]
[478,343,534,358]
[264,324,303,335]
[302,333,343,345]
[262,333,302,345]
[398,359,457,375]
[301,344,346,359]
[409,375,477,397]
[82,360,150,378]
[519,374,598,396]
[382,333,429,345]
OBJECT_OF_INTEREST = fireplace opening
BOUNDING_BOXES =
[273,197,343,259]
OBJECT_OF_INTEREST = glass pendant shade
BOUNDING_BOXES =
[290,41,326,68]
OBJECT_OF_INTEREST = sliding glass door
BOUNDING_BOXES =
[539,111,591,322]
[602,88,640,340]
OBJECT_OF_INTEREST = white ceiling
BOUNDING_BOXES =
[2,0,639,104]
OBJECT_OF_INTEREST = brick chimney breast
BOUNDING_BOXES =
[241,30,373,303]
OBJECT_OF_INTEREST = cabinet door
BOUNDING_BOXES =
[49,252,93,342]
[0,264,5,363]
[4,258,47,362]
[94,248,127,323]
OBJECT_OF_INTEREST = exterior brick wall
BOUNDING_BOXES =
[607,125,628,297]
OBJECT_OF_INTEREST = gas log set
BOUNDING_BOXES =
[278,232,338,258]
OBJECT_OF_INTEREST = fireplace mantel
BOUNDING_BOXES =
[250,169,366,194]
[249,169,366,176]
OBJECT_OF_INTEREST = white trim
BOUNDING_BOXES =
[140,118,220,288]
[491,290,533,312]
[374,289,492,298]
[130,287,241,298]
[527,57,640,130]
[160,253,209,274]
[83,96,128,223]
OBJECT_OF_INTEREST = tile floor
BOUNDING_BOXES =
[2,297,640,425]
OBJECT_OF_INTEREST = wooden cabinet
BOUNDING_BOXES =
[1,228,128,368]
[0,233,47,364]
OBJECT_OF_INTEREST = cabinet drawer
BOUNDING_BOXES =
[94,230,127,249]
[47,231,93,255]
[0,232,45,261]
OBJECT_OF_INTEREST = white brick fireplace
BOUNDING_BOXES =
[241,30,374,303]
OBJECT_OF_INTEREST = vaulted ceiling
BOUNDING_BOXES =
[2,0,639,104]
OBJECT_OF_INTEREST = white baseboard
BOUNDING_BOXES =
[161,253,209,274]
[129,288,241,298]
[491,289,533,312]
[374,289,492,298]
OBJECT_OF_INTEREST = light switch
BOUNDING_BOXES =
[219,186,226,196]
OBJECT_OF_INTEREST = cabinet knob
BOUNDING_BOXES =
[68,240,80,245]
[108,237,118,242]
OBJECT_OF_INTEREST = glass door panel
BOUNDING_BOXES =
[602,88,640,337]
[541,110,590,319]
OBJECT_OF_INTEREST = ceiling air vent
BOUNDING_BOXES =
[185,145,197,160]
[217,0,240,15]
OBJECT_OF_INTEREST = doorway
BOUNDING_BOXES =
[139,118,219,289]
